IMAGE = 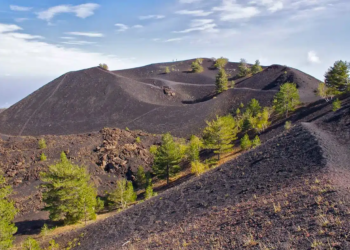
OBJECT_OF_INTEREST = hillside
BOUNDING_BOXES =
[0,59,320,137]
[54,95,350,250]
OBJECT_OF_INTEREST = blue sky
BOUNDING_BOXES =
[0,0,349,107]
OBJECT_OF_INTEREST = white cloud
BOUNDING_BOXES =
[213,0,260,21]
[37,3,99,21]
[6,33,44,40]
[10,5,32,11]
[115,23,129,32]
[307,51,320,63]
[14,18,30,23]
[139,15,165,20]
[66,32,104,37]
[179,0,202,3]
[164,38,184,42]
[61,37,75,40]
[62,41,96,45]
[175,10,213,16]
[250,0,284,13]
[173,19,218,33]
[0,23,134,79]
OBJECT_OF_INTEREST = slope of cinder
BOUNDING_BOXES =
[62,119,350,250]
[0,66,275,137]
[237,65,320,103]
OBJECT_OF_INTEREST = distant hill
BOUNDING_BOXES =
[0,58,320,137]
[0,108,5,113]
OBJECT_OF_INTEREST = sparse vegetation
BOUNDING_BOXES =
[0,172,17,250]
[285,121,292,130]
[238,58,251,77]
[191,60,204,73]
[40,153,47,162]
[38,138,47,149]
[252,135,261,148]
[273,82,300,117]
[214,57,228,69]
[165,66,170,74]
[215,68,228,93]
[136,166,147,188]
[191,161,208,176]
[135,137,141,143]
[40,152,97,225]
[251,60,263,74]
[240,134,252,151]
[144,179,156,200]
[99,63,109,70]
[186,135,203,162]
[22,237,42,250]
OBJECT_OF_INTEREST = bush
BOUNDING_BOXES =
[22,237,42,250]
[238,58,251,77]
[191,161,208,176]
[251,60,263,74]
[165,67,170,74]
[136,166,147,188]
[187,135,203,162]
[40,153,47,162]
[108,179,136,209]
[96,197,105,212]
[196,58,203,64]
[215,68,228,93]
[135,137,141,143]
[214,57,228,69]
[285,121,292,130]
[230,80,235,89]
[38,138,47,149]
[240,134,252,151]
[48,240,59,250]
[332,99,341,112]
[99,63,109,70]
[252,135,261,148]
[191,61,204,73]
[144,179,156,200]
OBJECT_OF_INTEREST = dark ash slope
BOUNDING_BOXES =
[0,59,320,137]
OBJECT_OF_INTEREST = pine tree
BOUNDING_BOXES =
[22,237,42,250]
[251,60,263,74]
[144,179,155,200]
[47,240,60,250]
[152,133,183,184]
[186,135,204,162]
[325,60,349,91]
[240,134,252,151]
[238,58,251,77]
[247,98,261,117]
[38,138,47,149]
[333,99,341,112]
[40,153,47,162]
[273,82,300,117]
[203,115,237,160]
[108,179,136,209]
[165,67,170,74]
[215,68,228,93]
[0,173,17,250]
[214,57,228,69]
[136,166,147,188]
[191,61,204,73]
[40,152,97,225]
[252,135,261,148]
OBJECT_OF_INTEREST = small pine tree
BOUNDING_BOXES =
[252,135,261,148]
[40,153,47,162]
[165,67,170,74]
[273,82,300,117]
[22,237,42,250]
[251,60,263,74]
[238,58,251,77]
[191,61,204,73]
[40,152,97,225]
[284,121,292,130]
[186,135,204,162]
[135,137,141,143]
[230,80,235,89]
[136,166,147,188]
[40,224,50,238]
[215,68,228,93]
[47,240,59,250]
[203,115,238,160]
[214,57,228,69]
[96,197,104,212]
[108,179,136,209]
[152,133,184,184]
[196,58,203,64]
[144,179,155,200]
[247,98,261,117]
[0,173,17,250]
[240,134,252,151]
[38,138,47,149]
[325,60,349,91]
[99,63,109,70]
[191,161,208,176]
[332,99,341,112]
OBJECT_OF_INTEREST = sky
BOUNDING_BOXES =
[0,0,349,108]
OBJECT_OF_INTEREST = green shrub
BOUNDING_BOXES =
[240,134,252,151]
[136,166,146,188]
[38,138,47,149]
[332,99,341,112]
[251,60,263,74]
[108,179,136,209]
[48,240,59,250]
[196,58,203,64]
[191,161,208,176]
[252,135,261,148]
[99,63,109,70]
[214,57,228,69]
[238,58,251,77]
[96,197,105,212]
[22,237,42,250]
[273,82,300,117]
[135,137,141,143]
[40,153,47,162]
[145,179,156,200]
[284,121,292,130]
[215,68,228,93]
[191,61,204,73]
[165,67,170,74]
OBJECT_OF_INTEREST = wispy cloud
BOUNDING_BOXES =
[62,41,96,45]
[139,15,165,20]
[173,19,218,33]
[66,32,104,37]
[213,0,260,21]
[115,23,129,32]
[6,33,44,40]
[249,0,284,13]
[0,24,22,33]
[307,51,320,63]
[37,3,99,21]
[61,37,75,40]
[164,37,184,42]
[10,5,32,11]
[175,10,213,16]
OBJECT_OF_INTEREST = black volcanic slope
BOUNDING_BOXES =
[0,59,320,137]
